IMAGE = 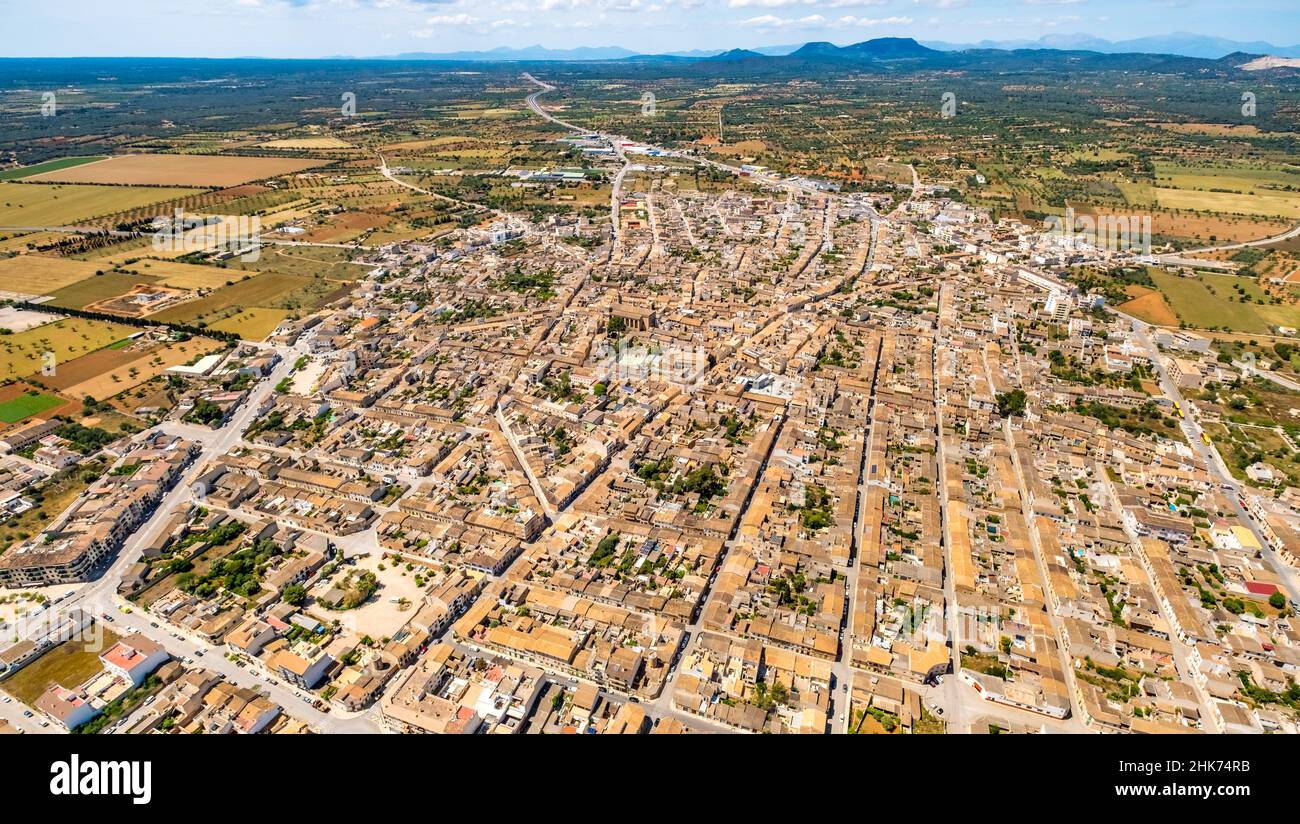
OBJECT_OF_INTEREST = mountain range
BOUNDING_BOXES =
[363,33,1300,63]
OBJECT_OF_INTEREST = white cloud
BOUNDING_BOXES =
[838,14,912,24]
[424,12,480,24]
[730,0,885,8]
[739,13,826,26]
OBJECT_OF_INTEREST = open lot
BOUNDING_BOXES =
[62,338,226,402]
[1,626,121,706]
[28,153,328,187]
[0,306,60,333]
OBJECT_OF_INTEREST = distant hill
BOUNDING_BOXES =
[922,32,1300,60]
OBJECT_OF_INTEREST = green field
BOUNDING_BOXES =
[0,391,64,423]
[1147,269,1300,334]
[149,271,348,327]
[46,272,160,309]
[0,182,200,227]
[208,307,292,340]
[0,157,108,181]
[1153,162,1300,219]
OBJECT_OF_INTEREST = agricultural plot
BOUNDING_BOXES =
[0,156,108,181]
[0,254,105,296]
[0,317,137,381]
[257,136,353,150]
[1146,269,1300,334]
[1152,161,1300,220]
[207,307,292,340]
[0,182,200,227]
[57,338,225,402]
[0,388,64,424]
[148,271,346,328]
[45,272,160,309]
[115,259,239,290]
[28,154,328,188]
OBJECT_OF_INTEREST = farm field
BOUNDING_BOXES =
[1,626,122,706]
[58,338,226,401]
[0,182,200,227]
[28,153,328,187]
[257,136,353,149]
[0,254,107,295]
[0,317,138,381]
[147,270,346,327]
[0,156,108,181]
[0,388,64,423]
[207,307,292,340]
[1153,188,1300,220]
[1117,287,1178,326]
[1145,269,1300,334]
[45,272,160,309]
[115,258,239,290]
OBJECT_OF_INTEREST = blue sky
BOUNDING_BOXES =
[3,0,1297,57]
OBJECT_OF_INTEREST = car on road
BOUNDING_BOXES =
[149,621,158,628]
[22,710,32,718]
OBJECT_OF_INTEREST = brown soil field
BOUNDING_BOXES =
[1118,290,1179,326]
[87,284,190,318]
[1150,122,1264,137]
[52,338,223,402]
[299,211,389,242]
[27,343,149,390]
[29,154,329,187]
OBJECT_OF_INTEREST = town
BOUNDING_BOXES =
[2,43,1300,737]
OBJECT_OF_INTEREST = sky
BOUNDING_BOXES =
[2,0,1297,58]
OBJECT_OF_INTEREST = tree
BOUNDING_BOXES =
[995,389,1027,417]
[282,584,307,606]
[1270,591,1287,610]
